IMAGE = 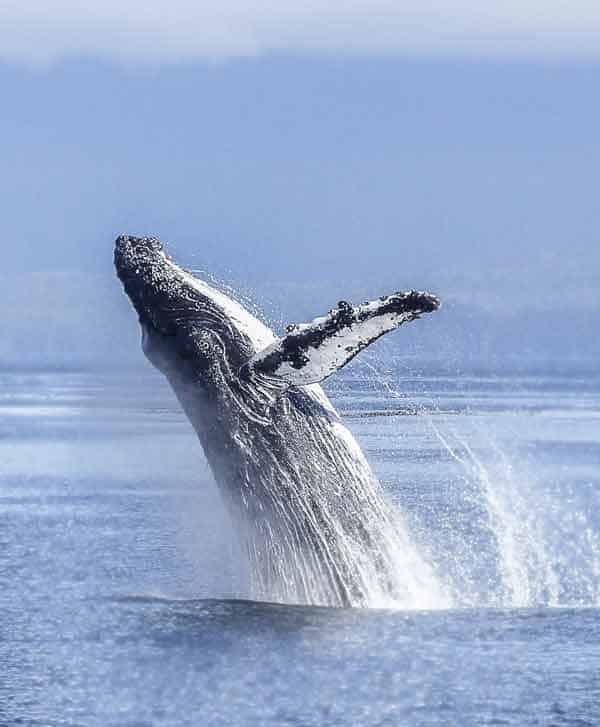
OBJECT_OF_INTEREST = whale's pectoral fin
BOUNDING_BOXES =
[241,290,440,386]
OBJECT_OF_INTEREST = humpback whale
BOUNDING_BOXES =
[115,235,444,608]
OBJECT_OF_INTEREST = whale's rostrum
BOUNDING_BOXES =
[114,234,447,608]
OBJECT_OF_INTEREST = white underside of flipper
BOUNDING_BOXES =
[244,291,440,386]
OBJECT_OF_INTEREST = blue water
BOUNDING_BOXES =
[1,368,599,726]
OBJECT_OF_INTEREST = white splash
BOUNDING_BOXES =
[359,358,600,609]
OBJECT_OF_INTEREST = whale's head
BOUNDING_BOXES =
[114,235,275,387]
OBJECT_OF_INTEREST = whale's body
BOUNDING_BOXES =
[115,235,444,607]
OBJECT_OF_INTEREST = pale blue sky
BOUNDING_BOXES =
[1,8,598,367]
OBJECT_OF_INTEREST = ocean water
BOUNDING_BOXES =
[1,366,599,726]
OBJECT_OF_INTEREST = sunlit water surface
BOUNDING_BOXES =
[1,368,599,726]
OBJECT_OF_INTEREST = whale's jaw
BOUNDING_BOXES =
[114,235,183,336]
[114,235,274,383]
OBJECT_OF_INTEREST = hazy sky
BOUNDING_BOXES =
[2,2,598,367]
[4,1,600,64]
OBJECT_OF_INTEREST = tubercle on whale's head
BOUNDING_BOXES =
[114,234,262,381]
